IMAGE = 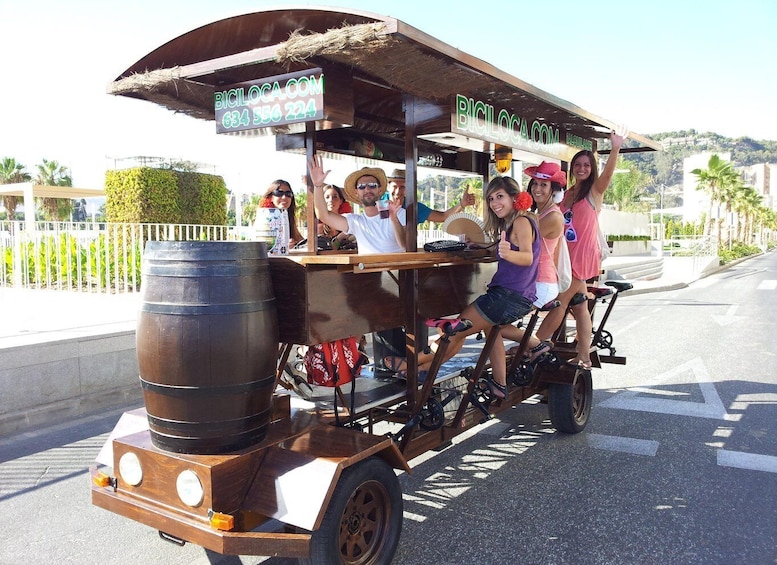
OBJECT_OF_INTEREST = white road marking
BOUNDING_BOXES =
[712,304,745,326]
[587,433,659,456]
[717,449,777,473]
[757,280,777,290]
[599,358,735,421]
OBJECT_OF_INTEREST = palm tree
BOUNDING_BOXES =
[691,154,738,248]
[734,186,761,244]
[34,158,73,221]
[0,157,32,220]
[604,158,649,212]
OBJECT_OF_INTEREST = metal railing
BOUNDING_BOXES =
[0,221,232,293]
[0,221,454,293]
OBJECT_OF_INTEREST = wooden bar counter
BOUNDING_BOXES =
[269,249,496,345]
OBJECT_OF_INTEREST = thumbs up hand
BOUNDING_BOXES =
[497,230,510,258]
[461,184,476,209]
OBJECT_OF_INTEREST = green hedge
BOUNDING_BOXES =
[104,167,226,225]
[719,242,762,265]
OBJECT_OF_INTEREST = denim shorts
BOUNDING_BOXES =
[473,285,534,326]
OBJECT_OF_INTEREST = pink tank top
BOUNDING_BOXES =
[537,206,562,283]
[561,193,601,281]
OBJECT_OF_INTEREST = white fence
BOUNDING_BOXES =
[0,221,452,293]
[0,221,232,293]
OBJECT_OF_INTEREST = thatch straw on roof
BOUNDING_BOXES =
[276,22,390,64]
[108,67,215,120]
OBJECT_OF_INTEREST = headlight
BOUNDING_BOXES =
[118,452,143,486]
[176,470,204,507]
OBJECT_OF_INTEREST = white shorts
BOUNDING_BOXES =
[533,281,559,308]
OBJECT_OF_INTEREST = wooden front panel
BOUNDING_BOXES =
[269,257,497,345]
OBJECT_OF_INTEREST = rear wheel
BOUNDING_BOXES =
[548,368,592,433]
[302,456,402,565]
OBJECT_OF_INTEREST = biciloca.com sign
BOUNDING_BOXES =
[214,69,325,134]
[452,94,593,159]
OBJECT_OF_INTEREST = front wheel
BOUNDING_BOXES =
[548,368,592,433]
[302,456,403,565]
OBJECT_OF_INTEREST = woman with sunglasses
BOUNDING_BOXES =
[529,126,629,370]
[257,179,304,247]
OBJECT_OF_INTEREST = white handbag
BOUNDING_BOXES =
[598,225,610,263]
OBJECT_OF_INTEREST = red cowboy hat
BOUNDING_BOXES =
[523,161,567,188]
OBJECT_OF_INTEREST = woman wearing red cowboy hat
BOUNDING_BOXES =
[500,160,566,360]
[530,125,629,370]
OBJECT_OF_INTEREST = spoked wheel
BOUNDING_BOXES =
[303,457,402,565]
[419,397,445,431]
[510,361,533,386]
[593,329,614,353]
[547,368,592,433]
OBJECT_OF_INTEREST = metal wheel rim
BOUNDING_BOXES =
[572,371,591,423]
[338,479,392,564]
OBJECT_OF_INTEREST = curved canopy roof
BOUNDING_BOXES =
[109,6,660,161]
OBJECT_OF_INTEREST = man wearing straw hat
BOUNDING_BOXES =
[309,154,408,375]
[308,155,406,254]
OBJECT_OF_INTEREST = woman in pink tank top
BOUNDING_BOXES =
[526,127,629,369]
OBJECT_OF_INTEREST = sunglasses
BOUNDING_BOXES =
[273,189,293,198]
[563,209,577,242]
[356,182,379,190]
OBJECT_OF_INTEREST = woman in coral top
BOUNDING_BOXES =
[530,126,628,369]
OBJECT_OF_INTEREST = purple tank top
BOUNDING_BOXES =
[488,215,540,302]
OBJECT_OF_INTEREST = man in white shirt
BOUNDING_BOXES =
[308,154,407,374]
[308,155,406,253]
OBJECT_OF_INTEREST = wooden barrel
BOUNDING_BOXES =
[136,241,279,454]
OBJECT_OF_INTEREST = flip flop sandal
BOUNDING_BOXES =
[383,355,407,373]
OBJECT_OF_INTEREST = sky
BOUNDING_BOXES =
[1,0,775,194]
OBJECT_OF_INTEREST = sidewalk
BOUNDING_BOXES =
[0,288,140,349]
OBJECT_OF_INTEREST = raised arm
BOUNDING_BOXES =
[425,184,477,223]
[593,124,629,196]
[388,198,406,249]
[308,155,349,234]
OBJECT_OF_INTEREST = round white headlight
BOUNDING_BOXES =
[118,452,143,486]
[176,470,204,507]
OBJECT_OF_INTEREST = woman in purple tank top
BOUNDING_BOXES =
[412,176,539,399]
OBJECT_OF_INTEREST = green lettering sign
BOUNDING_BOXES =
[215,69,325,133]
[452,94,592,159]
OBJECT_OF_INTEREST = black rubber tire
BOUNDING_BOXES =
[548,368,592,434]
[302,456,402,565]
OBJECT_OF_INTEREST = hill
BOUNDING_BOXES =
[624,130,777,189]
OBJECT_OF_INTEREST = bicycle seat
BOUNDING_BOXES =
[588,286,614,299]
[539,299,561,311]
[426,317,473,336]
[604,280,634,293]
[570,293,589,306]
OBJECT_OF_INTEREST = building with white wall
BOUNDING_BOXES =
[738,162,775,211]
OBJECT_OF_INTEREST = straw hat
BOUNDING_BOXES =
[388,168,405,180]
[343,167,388,204]
[523,161,567,187]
